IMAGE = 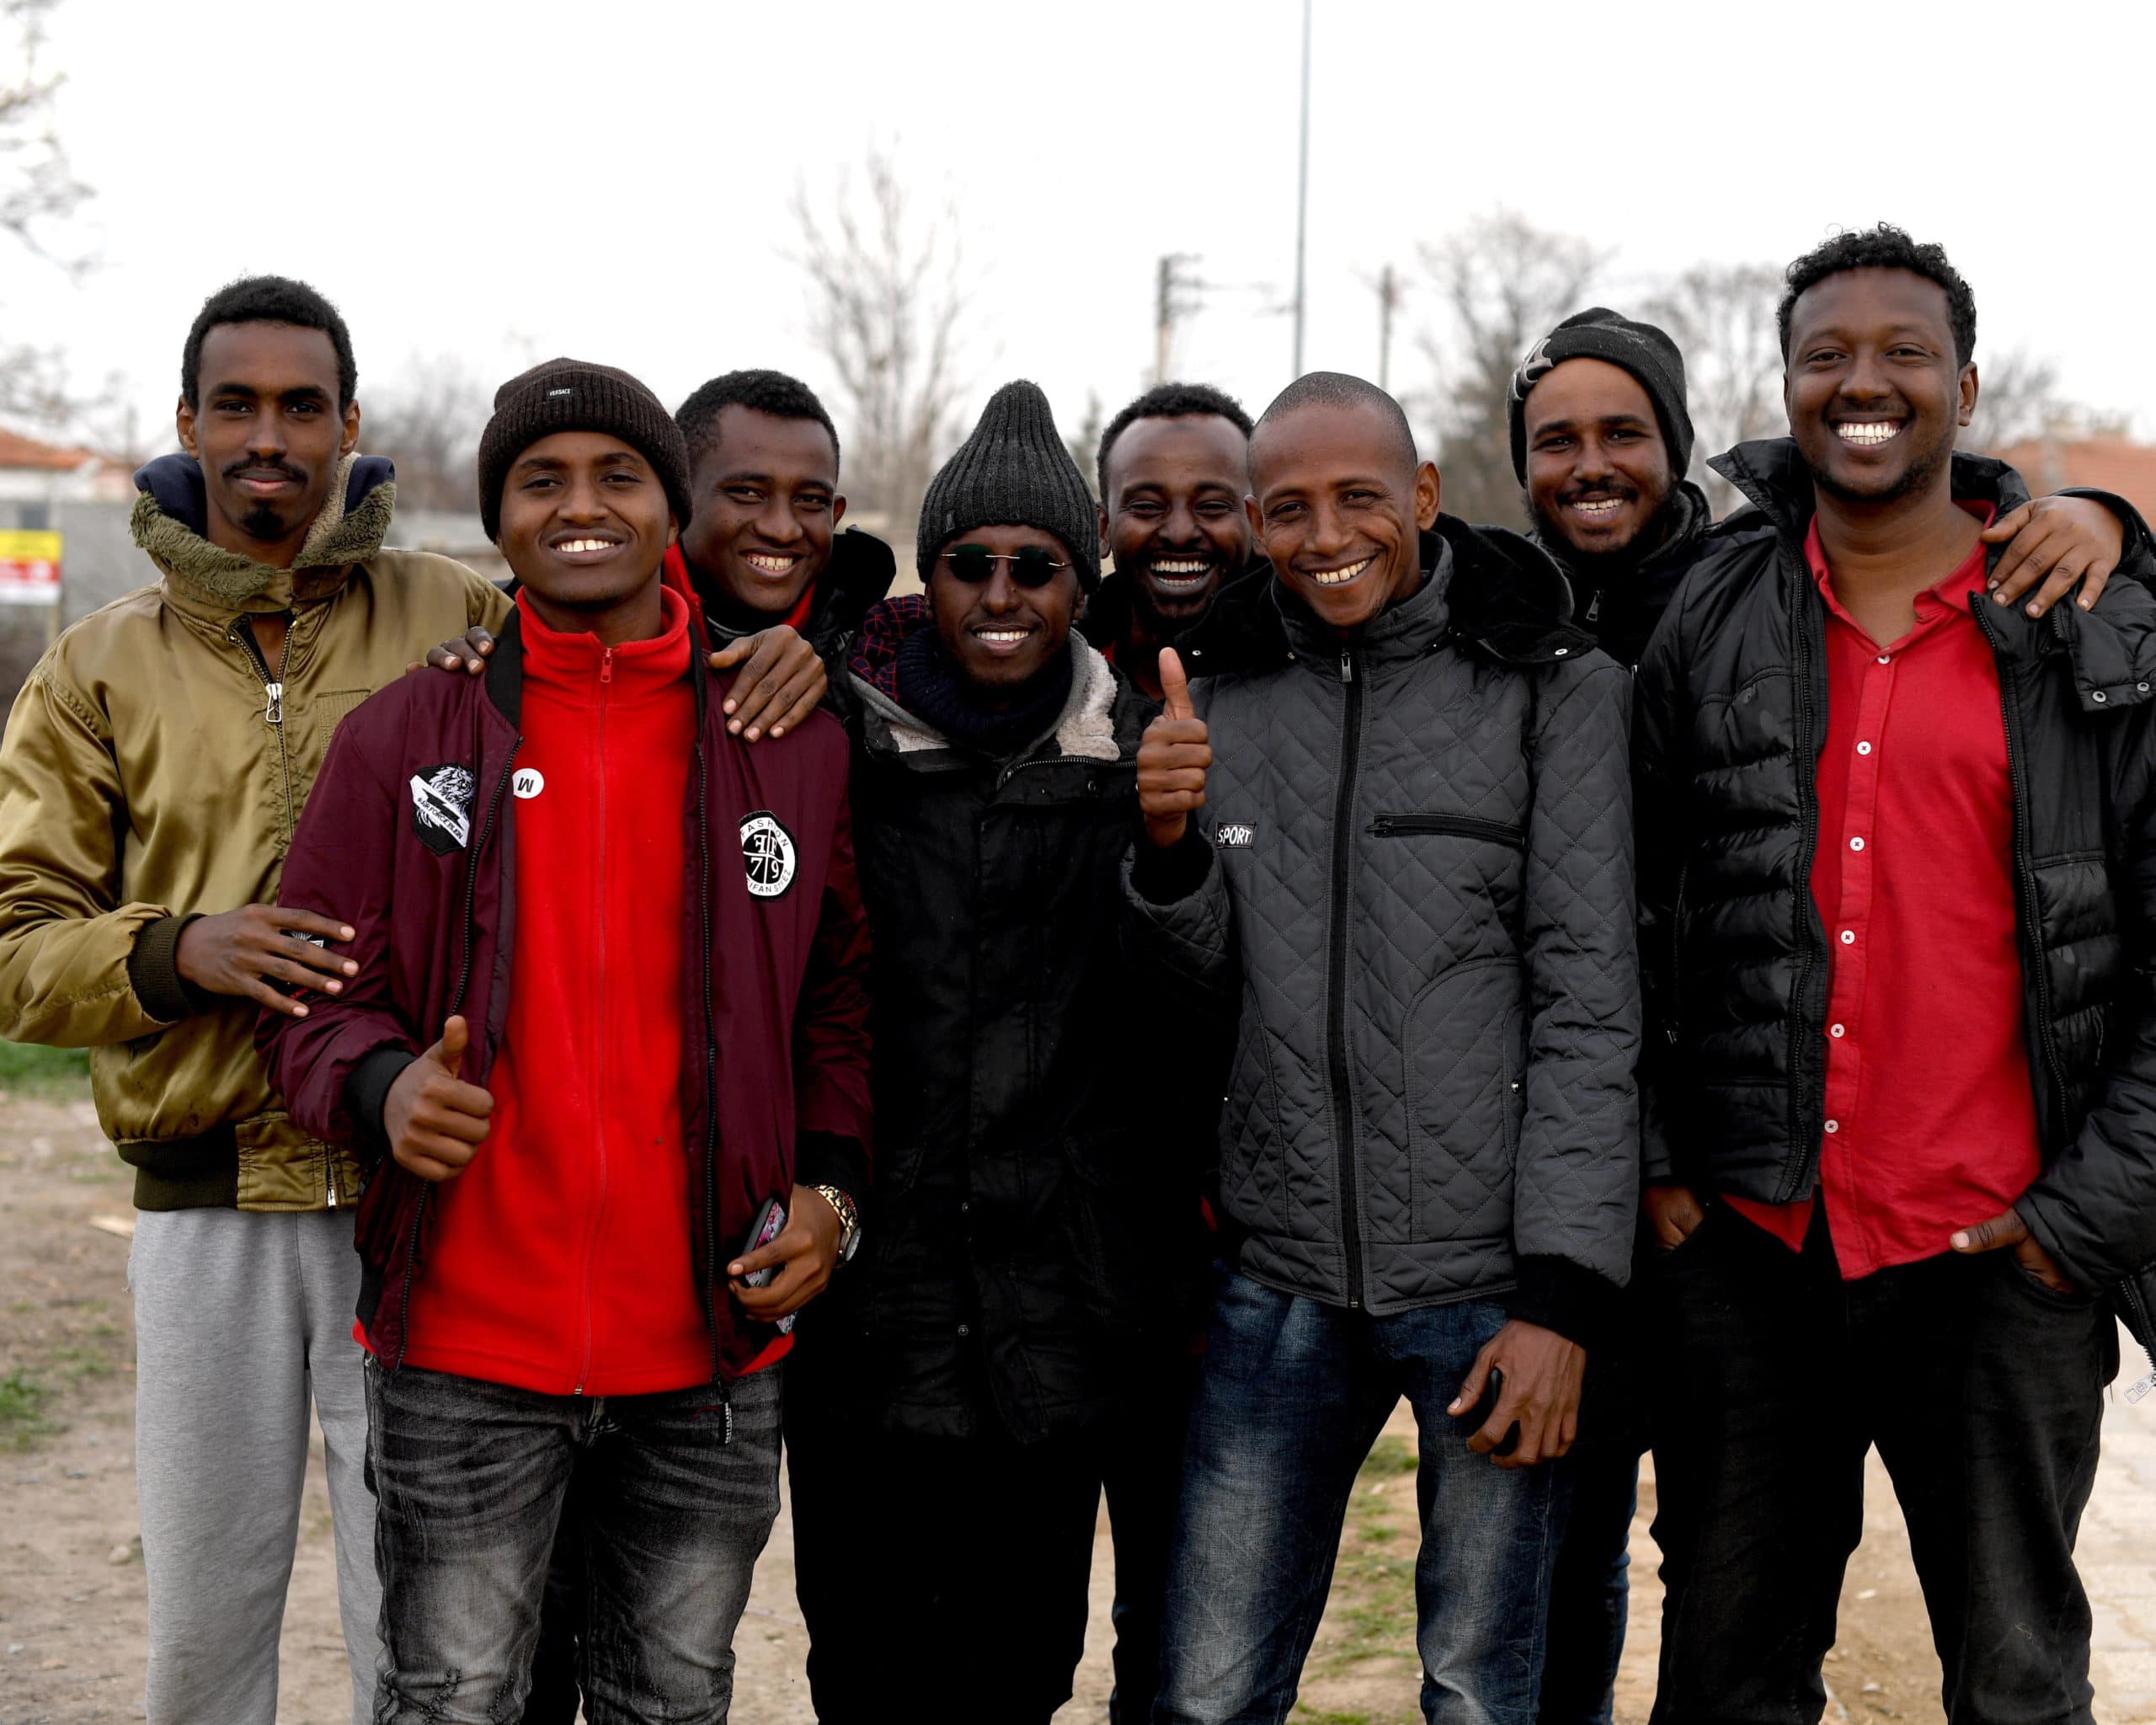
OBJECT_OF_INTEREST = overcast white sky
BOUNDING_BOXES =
[17,0,2156,467]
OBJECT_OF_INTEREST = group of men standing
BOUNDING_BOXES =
[0,221,2152,1725]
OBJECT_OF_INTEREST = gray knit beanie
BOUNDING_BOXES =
[916,380,1100,590]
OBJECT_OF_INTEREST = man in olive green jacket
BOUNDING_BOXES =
[0,277,510,1725]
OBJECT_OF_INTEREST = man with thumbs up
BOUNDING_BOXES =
[261,359,872,1724]
[1128,371,1639,1723]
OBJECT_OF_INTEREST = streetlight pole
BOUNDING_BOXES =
[1292,0,1311,377]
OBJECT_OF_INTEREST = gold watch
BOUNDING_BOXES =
[812,1184,862,1263]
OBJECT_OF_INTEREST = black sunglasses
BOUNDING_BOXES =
[938,544,1070,589]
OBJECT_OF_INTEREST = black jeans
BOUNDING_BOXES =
[1646,1205,2116,1725]
[365,1361,782,1725]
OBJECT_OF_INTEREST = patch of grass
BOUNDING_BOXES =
[0,1040,90,1097]
[1360,1434,1417,1477]
[1291,1711,1376,1724]
[0,1367,66,1450]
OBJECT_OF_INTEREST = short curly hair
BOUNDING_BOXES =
[675,369,841,477]
[1778,224,1977,366]
[1097,381,1254,499]
[181,275,356,410]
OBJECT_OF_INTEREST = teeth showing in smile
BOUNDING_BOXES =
[744,553,799,574]
[558,538,616,553]
[977,628,1029,644]
[1837,421,1903,446]
[1309,557,1373,588]
[1151,558,1213,591]
[1571,499,1624,518]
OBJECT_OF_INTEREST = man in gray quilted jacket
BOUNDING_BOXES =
[1128,371,1639,1724]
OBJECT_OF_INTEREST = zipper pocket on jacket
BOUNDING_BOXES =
[1368,813,1525,847]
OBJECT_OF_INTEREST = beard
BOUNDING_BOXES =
[1808,419,1956,509]
[237,502,291,542]
[1528,481,1686,584]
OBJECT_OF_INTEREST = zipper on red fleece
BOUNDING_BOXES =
[574,647,615,1393]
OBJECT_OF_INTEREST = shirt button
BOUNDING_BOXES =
[1849,836,1865,851]
[1841,930,1855,944]
[1831,1023,1846,1038]
[1877,654,1891,665]
[956,1323,972,1338]
[1824,1119,1839,1134]
[1856,741,1873,756]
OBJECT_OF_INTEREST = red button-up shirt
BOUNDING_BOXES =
[1725,505,2043,1279]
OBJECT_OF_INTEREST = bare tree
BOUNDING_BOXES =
[1641,262,1785,513]
[792,147,966,540]
[0,0,94,430]
[360,355,491,514]
[1066,390,1104,500]
[1416,211,1605,529]
[1961,348,2069,455]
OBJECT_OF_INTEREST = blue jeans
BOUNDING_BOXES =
[1155,1271,1571,1725]
[363,1360,782,1725]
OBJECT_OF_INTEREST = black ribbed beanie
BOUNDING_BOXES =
[916,380,1100,590]
[1508,308,1694,484]
[477,358,693,542]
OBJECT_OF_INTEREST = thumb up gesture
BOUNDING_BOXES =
[1136,648,1214,850]
[383,1015,495,1182]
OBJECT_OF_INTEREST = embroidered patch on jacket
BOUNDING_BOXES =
[410,764,475,856]
[740,811,798,900]
[1214,821,1257,849]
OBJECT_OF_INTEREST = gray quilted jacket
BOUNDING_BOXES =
[1125,522,1641,1339]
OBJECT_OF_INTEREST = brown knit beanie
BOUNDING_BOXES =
[477,358,693,542]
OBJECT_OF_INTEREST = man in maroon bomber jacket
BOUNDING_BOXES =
[261,358,872,1723]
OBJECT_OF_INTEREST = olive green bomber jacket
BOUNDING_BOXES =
[0,456,511,1210]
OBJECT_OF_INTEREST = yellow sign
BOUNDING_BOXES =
[0,528,62,606]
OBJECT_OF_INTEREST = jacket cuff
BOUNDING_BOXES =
[796,1130,869,1211]
[1131,826,1214,905]
[1508,1254,1622,1350]
[127,914,209,1023]
[2059,487,2156,568]
[346,1046,418,1153]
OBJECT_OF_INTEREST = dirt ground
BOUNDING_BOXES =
[3,1087,2153,1725]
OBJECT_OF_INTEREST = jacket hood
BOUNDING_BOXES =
[1711,436,2156,715]
[846,595,1127,765]
[131,451,398,617]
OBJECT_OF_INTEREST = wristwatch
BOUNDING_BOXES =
[812,1184,862,1263]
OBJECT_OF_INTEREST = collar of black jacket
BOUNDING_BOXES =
[1274,521,1593,676]
[480,600,715,732]
[694,525,897,645]
[1711,436,2156,715]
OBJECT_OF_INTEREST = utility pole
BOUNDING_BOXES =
[1154,253,1201,386]
[1377,264,1399,391]
[1291,0,1312,377]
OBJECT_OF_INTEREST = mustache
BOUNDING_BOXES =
[221,457,306,483]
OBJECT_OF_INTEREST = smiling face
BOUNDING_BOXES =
[926,522,1081,699]
[1523,358,1675,562]
[1102,414,1252,628]
[677,406,845,617]
[176,321,360,564]
[1785,266,1975,508]
[1246,400,1440,637]
[496,430,677,627]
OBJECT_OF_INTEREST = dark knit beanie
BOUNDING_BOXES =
[916,380,1100,591]
[477,358,693,542]
[1508,308,1694,484]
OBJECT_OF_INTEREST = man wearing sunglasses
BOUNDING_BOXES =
[1130,370,1639,1723]
[785,380,1213,1722]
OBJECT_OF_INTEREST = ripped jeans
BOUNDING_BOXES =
[364,1359,781,1725]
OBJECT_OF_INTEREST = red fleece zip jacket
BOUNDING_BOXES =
[402,590,721,1395]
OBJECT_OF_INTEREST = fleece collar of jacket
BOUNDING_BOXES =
[850,627,1123,764]
[1713,436,2156,715]
[132,452,396,619]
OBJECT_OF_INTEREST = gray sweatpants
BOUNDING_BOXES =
[131,1206,380,1725]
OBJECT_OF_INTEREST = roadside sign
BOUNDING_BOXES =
[0,530,61,606]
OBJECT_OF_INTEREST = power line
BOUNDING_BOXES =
[1291,0,1312,377]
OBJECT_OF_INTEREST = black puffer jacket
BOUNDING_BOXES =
[1635,439,2156,1354]
[1537,479,1712,669]
[796,606,1213,1444]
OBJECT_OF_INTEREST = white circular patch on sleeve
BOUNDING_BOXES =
[739,811,798,900]
[512,768,546,800]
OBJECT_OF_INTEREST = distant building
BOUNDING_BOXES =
[1995,435,2156,525]
[0,426,131,507]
